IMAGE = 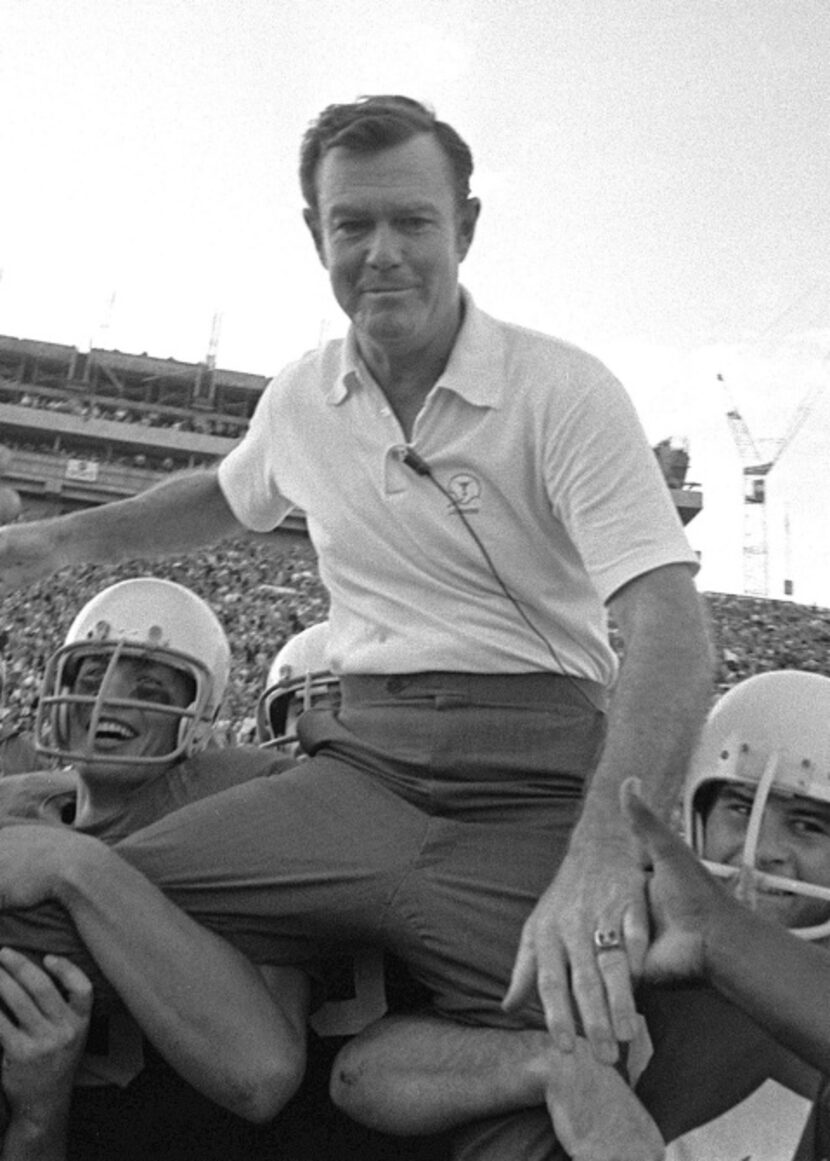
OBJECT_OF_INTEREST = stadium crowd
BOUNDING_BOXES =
[2,533,829,742]
[0,536,327,740]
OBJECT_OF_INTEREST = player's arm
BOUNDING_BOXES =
[505,562,713,1061]
[623,782,830,1076]
[0,467,243,594]
[0,825,309,1123]
[0,949,92,1161]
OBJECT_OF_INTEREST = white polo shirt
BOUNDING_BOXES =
[219,292,697,684]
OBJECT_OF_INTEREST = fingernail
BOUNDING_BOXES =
[617,1017,637,1041]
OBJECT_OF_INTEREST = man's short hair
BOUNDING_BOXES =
[300,94,474,215]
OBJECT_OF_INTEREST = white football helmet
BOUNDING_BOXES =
[257,621,339,751]
[35,578,231,766]
[684,670,830,941]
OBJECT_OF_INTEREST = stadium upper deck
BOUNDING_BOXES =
[0,333,702,525]
[0,333,266,517]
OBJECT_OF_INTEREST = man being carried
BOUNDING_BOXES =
[0,95,712,1158]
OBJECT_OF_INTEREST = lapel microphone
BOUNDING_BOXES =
[402,448,432,477]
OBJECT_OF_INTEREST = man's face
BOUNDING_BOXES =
[68,654,193,772]
[306,133,479,368]
[703,783,830,929]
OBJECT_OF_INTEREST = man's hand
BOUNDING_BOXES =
[0,522,62,596]
[503,839,649,1064]
[0,948,93,1131]
[620,778,736,982]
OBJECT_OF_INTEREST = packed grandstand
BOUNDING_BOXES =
[2,535,830,743]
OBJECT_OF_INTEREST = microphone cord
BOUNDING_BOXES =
[401,447,605,714]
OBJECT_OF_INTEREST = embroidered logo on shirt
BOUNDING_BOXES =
[447,472,481,514]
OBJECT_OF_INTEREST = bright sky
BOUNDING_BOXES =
[1,0,828,596]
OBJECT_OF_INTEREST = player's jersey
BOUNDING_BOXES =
[636,984,830,1161]
[0,747,293,1089]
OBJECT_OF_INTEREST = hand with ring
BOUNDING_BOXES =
[504,835,649,1064]
[593,928,626,954]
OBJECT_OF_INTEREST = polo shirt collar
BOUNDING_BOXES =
[327,288,506,409]
[438,289,505,409]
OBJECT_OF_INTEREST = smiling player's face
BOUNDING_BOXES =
[703,784,830,929]
[68,655,192,773]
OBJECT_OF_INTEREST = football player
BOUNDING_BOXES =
[0,578,309,1161]
[257,620,341,755]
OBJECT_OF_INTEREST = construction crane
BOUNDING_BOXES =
[719,374,826,597]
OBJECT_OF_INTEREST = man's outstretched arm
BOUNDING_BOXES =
[0,467,243,594]
[0,825,309,1122]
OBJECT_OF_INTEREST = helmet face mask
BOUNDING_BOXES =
[38,640,211,768]
[256,623,339,753]
[684,671,830,941]
[35,579,231,770]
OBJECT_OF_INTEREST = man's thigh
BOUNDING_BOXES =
[387,800,581,1028]
[0,758,425,969]
[113,758,430,963]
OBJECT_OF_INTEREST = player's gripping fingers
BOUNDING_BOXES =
[0,949,47,1030]
[41,955,93,1019]
[0,948,91,1032]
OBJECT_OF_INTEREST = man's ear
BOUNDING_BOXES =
[456,197,481,262]
[303,208,327,267]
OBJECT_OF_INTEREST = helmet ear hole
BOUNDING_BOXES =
[269,695,290,739]
[692,781,721,829]
[177,672,212,755]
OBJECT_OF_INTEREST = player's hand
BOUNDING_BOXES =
[503,832,648,1065]
[620,778,735,982]
[0,521,62,596]
[0,948,93,1123]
